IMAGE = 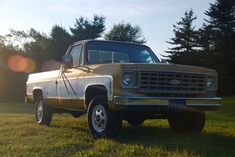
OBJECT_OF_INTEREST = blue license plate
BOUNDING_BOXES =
[169,99,186,111]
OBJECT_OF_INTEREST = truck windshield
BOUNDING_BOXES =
[87,41,160,64]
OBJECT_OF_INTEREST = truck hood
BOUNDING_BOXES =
[120,63,217,75]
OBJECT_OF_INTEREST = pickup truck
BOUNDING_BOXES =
[26,40,221,138]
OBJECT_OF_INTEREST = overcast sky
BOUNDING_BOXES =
[0,0,214,58]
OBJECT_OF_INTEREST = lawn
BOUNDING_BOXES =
[0,97,235,157]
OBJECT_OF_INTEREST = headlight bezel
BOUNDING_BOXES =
[122,71,138,88]
[207,76,217,90]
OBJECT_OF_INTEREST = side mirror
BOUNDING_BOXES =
[62,55,73,69]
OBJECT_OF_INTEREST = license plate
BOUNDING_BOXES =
[169,99,187,111]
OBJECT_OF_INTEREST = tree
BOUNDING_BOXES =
[197,24,215,52]
[2,15,106,72]
[205,0,235,51]
[0,46,28,101]
[105,22,146,44]
[0,29,30,52]
[203,0,235,95]
[0,35,4,46]
[50,25,72,61]
[204,0,235,64]
[166,9,199,64]
[23,29,52,71]
[70,15,105,41]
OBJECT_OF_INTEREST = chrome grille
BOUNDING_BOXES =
[139,71,206,93]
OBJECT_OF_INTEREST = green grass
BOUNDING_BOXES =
[0,97,235,157]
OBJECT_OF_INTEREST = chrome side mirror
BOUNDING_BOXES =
[62,55,73,69]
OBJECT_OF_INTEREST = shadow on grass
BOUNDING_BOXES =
[48,119,235,157]
[50,123,89,133]
[118,125,235,157]
[0,102,34,114]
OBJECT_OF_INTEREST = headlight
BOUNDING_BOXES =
[122,71,137,88]
[207,78,215,89]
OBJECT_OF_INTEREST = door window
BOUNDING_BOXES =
[70,45,83,66]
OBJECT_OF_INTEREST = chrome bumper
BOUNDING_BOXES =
[114,96,222,111]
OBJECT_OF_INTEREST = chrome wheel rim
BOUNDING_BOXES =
[91,104,107,133]
[36,100,43,122]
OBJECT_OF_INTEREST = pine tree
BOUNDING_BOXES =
[70,15,105,41]
[166,9,199,63]
[203,0,235,95]
[197,24,215,52]
[205,0,235,54]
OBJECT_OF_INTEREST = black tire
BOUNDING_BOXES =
[168,110,205,133]
[87,96,122,138]
[127,118,145,127]
[35,95,53,125]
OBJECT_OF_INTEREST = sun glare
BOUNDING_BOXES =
[8,55,36,73]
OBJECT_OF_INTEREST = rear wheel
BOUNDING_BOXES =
[168,110,205,133]
[35,96,53,125]
[88,96,122,138]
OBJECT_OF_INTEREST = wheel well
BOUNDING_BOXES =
[33,89,43,101]
[85,85,107,109]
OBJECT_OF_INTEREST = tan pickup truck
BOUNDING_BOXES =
[26,40,221,138]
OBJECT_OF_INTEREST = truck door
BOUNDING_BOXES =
[56,44,84,110]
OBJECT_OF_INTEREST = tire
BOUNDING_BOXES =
[35,95,53,125]
[87,96,122,138]
[168,110,205,133]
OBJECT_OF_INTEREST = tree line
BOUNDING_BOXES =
[166,0,235,95]
[0,15,146,101]
[0,15,145,72]
[0,0,234,101]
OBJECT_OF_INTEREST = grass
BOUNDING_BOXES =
[0,97,235,157]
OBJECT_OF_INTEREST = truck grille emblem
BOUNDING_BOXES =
[169,79,181,85]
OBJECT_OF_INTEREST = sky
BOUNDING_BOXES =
[0,0,215,58]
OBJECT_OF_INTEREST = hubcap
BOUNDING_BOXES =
[36,100,43,122]
[91,104,107,133]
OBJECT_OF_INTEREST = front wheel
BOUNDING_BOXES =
[168,110,205,133]
[35,96,53,125]
[88,96,122,138]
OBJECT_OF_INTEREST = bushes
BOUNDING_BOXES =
[0,47,28,102]
[0,69,27,101]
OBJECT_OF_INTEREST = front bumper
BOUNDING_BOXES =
[114,96,222,111]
